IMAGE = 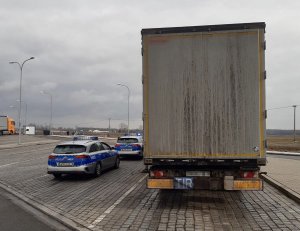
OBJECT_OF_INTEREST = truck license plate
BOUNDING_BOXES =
[57,162,74,167]
[174,177,194,189]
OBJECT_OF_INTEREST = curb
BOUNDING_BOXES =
[266,150,300,156]
[0,181,91,231]
[260,174,300,204]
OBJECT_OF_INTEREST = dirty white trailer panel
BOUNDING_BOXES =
[142,23,266,161]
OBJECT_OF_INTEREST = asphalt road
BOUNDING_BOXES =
[0,135,300,230]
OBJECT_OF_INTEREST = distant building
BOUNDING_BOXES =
[25,126,35,135]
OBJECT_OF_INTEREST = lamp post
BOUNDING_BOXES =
[108,118,111,132]
[117,83,130,134]
[9,57,35,144]
[40,91,53,134]
[293,105,297,142]
[16,100,27,131]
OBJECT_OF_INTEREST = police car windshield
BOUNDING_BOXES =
[53,145,86,154]
[117,138,139,143]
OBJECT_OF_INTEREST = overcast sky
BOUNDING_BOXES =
[0,0,299,130]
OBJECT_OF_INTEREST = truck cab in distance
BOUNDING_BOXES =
[0,116,15,135]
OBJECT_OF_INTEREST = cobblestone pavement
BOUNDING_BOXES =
[0,136,300,230]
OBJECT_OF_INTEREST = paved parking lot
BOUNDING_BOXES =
[0,135,300,230]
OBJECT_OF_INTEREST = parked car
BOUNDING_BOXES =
[47,136,120,178]
[115,135,143,159]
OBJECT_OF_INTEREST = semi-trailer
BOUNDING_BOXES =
[141,22,266,190]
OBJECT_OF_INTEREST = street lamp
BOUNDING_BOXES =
[16,100,27,131]
[40,90,53,134]
[117,83,130,134]
[9,57,35,144]
[292,105,298,143]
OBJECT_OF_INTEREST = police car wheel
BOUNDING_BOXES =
[94,162,102,177]
[138,152,143,160]
[53,173,62,179]
[114,157,120,169]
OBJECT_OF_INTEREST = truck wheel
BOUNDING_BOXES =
[114,157,120,169]
[94,162,102,177]
[53,173,61,179]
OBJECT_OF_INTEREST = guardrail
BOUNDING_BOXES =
[266,150,300,156]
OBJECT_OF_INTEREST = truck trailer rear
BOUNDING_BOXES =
[141,22,266,190]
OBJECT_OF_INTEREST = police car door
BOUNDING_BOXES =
[88,143,101,166]
[102,142,115,167]
[97,142,110,169]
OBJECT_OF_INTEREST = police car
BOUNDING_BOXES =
[114,135,143,158]
[47,136,120,178]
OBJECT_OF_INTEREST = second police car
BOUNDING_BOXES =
[47,136,120,178]
[114,135,143,158]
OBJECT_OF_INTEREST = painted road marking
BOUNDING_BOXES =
[0,147,52,156]
[88,174,147,229]
[0,157,45,168]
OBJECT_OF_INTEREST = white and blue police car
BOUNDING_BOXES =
[47,136,120,178]
[114,135,143,159]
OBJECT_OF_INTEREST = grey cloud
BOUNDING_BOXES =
[0,0,299,129]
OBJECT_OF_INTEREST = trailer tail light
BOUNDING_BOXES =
[48,155,56,159]
[75,155,90,159]
[241,171,257,178]
[150,170,165,178]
